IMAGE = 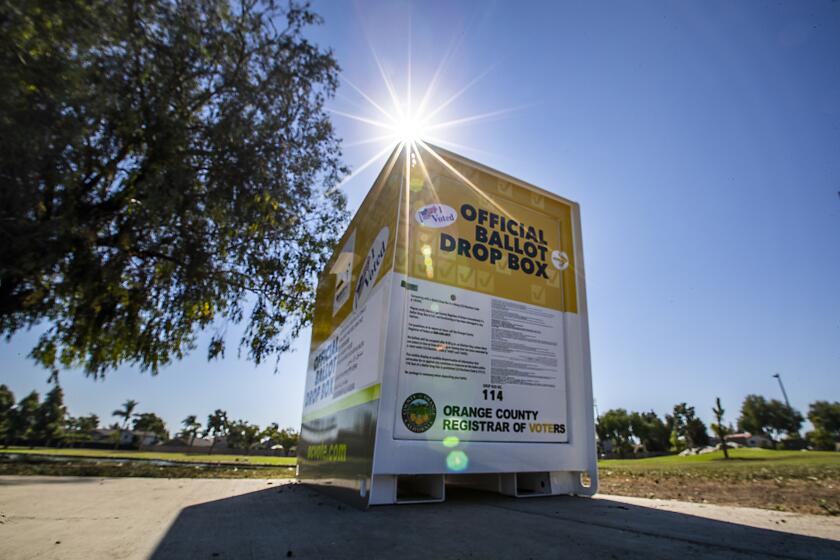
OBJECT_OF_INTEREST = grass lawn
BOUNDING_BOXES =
[598,448,840,515]
[1,446,296,466]
[601,448,840,475]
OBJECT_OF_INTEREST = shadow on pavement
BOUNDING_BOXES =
[151,484,839,560]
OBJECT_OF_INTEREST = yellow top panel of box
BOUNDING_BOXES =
[396,143,578,315]
[310,144,579,351]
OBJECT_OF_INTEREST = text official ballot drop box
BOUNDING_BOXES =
[298,143,597,506]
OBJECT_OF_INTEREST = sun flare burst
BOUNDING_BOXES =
[326,28,526,196]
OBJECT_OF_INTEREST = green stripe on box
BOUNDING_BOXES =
[302,383,382,422]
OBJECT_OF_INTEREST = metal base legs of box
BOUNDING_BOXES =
[367,471,596,505]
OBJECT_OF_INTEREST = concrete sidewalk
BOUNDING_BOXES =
[0,476,838,559]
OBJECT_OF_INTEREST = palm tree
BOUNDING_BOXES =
[204,409,229,454]
[112,399,138,449]
[181,415,202,447]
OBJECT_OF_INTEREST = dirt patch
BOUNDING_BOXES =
[599,469,840,516]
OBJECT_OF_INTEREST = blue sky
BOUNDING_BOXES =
[2,1,838,434]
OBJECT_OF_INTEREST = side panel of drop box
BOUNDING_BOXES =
[297,148,405,506]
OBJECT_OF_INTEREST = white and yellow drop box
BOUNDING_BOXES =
[298,143,597,506]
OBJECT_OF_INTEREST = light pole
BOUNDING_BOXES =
[773,372,791,409]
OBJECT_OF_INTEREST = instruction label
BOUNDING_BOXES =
[394,277,568,443]
[304,280,386,417]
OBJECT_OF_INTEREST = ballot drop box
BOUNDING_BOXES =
[298,143,597,506]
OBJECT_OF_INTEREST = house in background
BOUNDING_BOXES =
[150,436,236,454]
[725,432,773,448]
[91,428,134,446]
[132,431,161,446]
[159,436,213,449]
[90,428,163,447]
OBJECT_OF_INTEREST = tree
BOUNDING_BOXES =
[227,420,261,451]
[629,411,670,453]
[64,413,99,446]
[113,400,138,430]
[0,0,348,378]
[7,391,39,445]
[181,415,202,446]
[259,422,282,449]
[33,384,66,446]
[260,423,299,453]
[279,427,300,453]
[738,395,772,435]
[665,403,688,451]
[809,401,840,434]
[711,397,730,459]
[112,399,138,448]
[132,412,169,444]
[767,401,803,441]
[806,401,840,451]
[737,395,803,443]
[75,414,100,433]
[806,429,836,451]
[204,409,230,453]
[0,385,14,445]
[596,409,633,457]
[666,403,708,450]
[686,417,710,449]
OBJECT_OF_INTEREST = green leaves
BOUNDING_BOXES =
[132,412,169,441]
[113,399,139,427]
[0,1,347,376]
[630,411,671,453]
[596,408,635,457]
[737,395,804,441]
[806,401,840,451]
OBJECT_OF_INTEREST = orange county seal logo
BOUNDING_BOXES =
[401,393,436,433]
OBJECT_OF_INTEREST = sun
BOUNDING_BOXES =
[392,115,428,145]
[324,25,526,195]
